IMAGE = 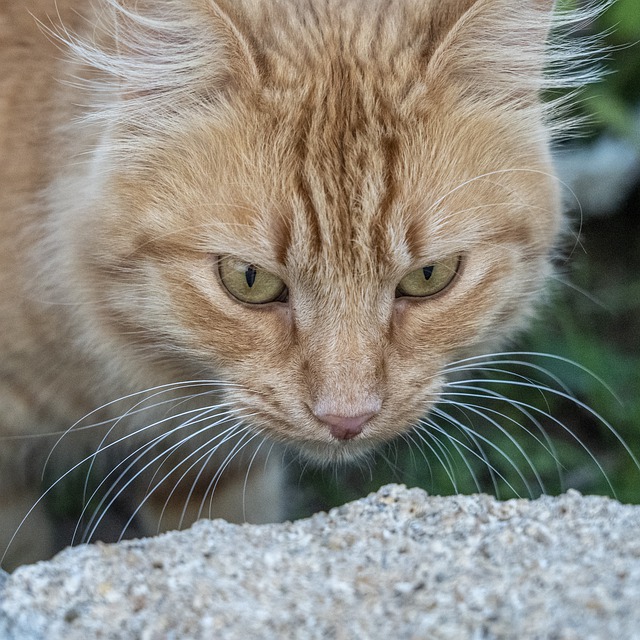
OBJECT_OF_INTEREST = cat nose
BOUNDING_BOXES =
[314,411,379,441]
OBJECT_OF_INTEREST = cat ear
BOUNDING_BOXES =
[424,0,558,108]
[76,0,260,107]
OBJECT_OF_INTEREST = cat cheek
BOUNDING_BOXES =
[389,302,474,358]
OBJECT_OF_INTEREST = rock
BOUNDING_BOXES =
[555,135,640,216]
[1,485,640,639]
[553,103,640,218]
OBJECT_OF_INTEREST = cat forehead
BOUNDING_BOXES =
[237,111,530,273]
[191,96,541,274]
[229,0,437,61]
[120,0,555,274]
[221,2,537,265]
[205,164,526,281]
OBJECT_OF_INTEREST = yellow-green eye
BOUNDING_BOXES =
[218,256,287,304]
[396,255,460,298]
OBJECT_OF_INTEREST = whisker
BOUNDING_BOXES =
[422,412,503,496]
[439,397,548,493]
[241,434,268,522]
[201,429,265,522]
[90,418,256,544]
[443,351,621,403]
[75,406,241,544]
[80,391,237,506]
[442,384,621,496]
[76,400,239,509]
[406,426,459,492]
[442,391,563,477]
[122,421,256,539]
[135,406,238,498]
[162,422,257,531]
[448,376,638,471]
[444,360,573,398]
[429,407,533,498]
[416,419,488,494]
[399,432,422,478]
[42,379,241,477]
[549,274,610,309]
[2,398,236,565]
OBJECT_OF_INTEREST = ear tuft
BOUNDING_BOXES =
[423,0,607,127]
[57,0,259,124]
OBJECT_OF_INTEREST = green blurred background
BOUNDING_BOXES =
[294,0,640,513]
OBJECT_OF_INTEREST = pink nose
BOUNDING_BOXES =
[315,411,378,441]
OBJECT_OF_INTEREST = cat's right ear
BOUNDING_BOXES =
[71,0,260,106]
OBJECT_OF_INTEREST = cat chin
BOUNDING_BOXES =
[293,436,388,467]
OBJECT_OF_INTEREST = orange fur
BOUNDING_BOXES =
[0,0,598,569]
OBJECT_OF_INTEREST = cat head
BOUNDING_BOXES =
[58,0,596,462]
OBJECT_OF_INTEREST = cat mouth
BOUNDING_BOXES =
[239,392,428,464]
[292,436,384,465]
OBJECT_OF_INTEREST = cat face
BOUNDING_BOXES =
[66,0,561,463]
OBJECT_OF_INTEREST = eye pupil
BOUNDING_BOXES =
[395,256,460,298]
[245,265,257,288]
[218,256,287,304]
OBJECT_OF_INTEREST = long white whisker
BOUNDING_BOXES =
[121,421,256,538]
[443,384,620,496]
[417,420,484,494]
[447,378,639,472]
[138,407,238,500]
[2,399,235,566]
[442,381,560,450]
[78,410,245,544]
[42,380,240,477]
[417,416,505,495]
[399,432,422,478]
[77,400,240,513]
[443,351,621,403]
[80,390,234,505]
[441,391,562,472]
[202,429,265,522]
[86,419,253,544]
[423,168,583,222]
[430,407,533,497]
[423,411,503,496]
[549,274,610,309]
[439,397,547,492]
[165,422,256,531]
[74,406,240,543]
[242,434,267,523]
[444,360,574,397]
[406,427,459,492]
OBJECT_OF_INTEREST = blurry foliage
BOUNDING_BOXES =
[522,0,640,503]
[583,0,640,140]
[295,0,640,515]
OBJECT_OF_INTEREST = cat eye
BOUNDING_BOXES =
[396,255,461,298]
[218,256,288,304]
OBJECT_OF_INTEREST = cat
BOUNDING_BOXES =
[0,0,603,570]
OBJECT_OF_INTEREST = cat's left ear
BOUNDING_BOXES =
[423,0,558,108]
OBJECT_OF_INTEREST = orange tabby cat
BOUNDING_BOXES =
[0,0,595,569]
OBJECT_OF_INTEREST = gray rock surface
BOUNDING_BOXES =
[553,104,640,217]
[1,484,640,639]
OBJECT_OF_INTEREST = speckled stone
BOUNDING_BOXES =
[1,485,640,639]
